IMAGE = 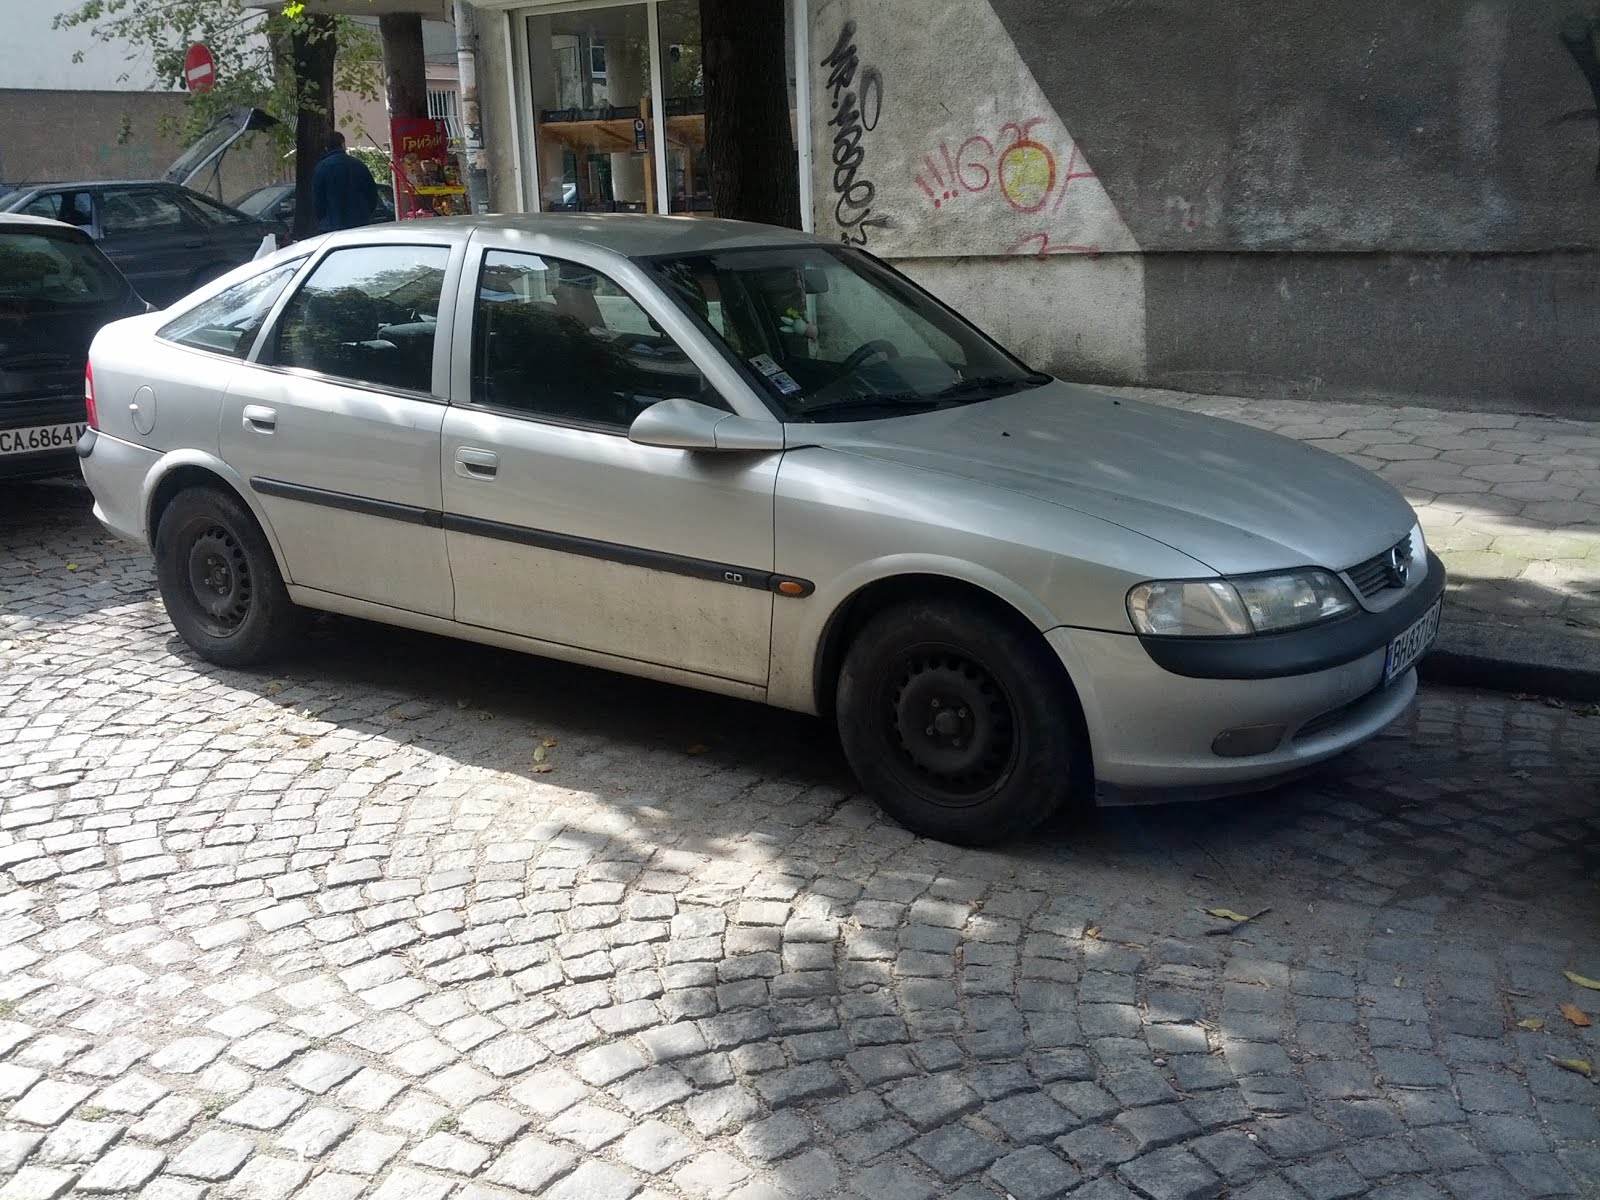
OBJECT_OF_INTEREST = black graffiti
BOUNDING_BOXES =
[1557,14,1600,179]
[821,20,890,244]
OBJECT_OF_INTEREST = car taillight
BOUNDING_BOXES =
[85,362,99,430]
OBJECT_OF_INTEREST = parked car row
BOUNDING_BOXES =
[233,182,397,229]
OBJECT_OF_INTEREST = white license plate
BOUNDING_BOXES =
[0,422,87,456]
[1384,598,1442,683]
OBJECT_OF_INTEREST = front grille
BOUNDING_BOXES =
[1345,533,1413,599]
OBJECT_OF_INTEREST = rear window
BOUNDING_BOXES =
[0,231,125,305]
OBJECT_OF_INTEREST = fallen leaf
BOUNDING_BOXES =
[455,698,470,709]
[1393,975,1404,988]
[477,712,493,722]
[542,737,557,748]
[1546,1055,1594,1078]
[1517,1017,1545,1031]
[1561,1003,1591,1027]
[532,745,547,764]
[1084,927,1100,940]
[685,743,711,756]
[264,681,284,695]
[1565,970,1600,991]
[1204,908,1250,922]
[65,563,77,571]
[533,763,555,774]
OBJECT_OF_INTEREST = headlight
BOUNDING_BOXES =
[1128,569,1357,637]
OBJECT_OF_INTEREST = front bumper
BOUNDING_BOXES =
[1050,553,1444,795]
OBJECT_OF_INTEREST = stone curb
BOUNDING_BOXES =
[1422,626,1600,701]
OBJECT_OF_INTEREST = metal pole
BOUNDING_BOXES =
[455,0,492,212]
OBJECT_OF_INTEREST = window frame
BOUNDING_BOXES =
[461,245,725,437]
[254,238,463,402]
[155,257,309,362]
[178,189,251,228]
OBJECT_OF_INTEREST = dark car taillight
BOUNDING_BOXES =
[85,362,98,430]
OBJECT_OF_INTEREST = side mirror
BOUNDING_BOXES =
[628,398,784,452]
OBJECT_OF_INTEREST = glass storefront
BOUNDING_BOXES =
[516,0,800,221]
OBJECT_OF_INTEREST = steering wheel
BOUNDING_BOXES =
[839,338,901,373]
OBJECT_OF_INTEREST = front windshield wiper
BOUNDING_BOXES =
[794,394,943,420]
[934,371,1051,398]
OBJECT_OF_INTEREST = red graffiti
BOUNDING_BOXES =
[1005,232,1101,259]
[913,120,1098,217]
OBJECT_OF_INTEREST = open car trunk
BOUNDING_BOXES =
[163,107,280,201]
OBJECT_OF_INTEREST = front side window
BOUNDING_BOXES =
[650,246,1045,422]
[0,232,126,304]
[159,261,302,358]
[471,249,716,429]
[271,244,449,393]
[100,188,191,235]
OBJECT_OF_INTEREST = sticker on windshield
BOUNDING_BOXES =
[748,353,782,376]
[769,371,801,394]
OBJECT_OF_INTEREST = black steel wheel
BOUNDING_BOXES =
[837,599,1087,844]
[154,485,301,667]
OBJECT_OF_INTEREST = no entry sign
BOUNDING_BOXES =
[183,44,215,93]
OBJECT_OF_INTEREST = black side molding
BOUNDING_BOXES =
[76,429,97,458]
[248,475,813,598]
[1139,552,1447,680]
[250,477,442,528]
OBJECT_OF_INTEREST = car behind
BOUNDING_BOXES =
[0,214,145,482]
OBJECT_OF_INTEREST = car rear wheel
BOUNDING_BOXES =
[154,486,300,667]
[836,600,1087,845]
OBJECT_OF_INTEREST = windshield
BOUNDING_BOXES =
[231,187,284,219]
[0,231,127,305]
[647,245,1046,422]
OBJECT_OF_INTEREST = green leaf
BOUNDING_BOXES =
[1565,970,1600,991]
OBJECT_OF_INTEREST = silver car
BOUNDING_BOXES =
[76,215,1444,844]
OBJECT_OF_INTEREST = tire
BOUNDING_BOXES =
[153,486,301,667]
[836,600,1088,845]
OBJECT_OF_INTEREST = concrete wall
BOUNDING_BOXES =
[808,0,1600,414]
[0,90,190,183]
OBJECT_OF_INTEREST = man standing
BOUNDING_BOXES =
[311,132,380,233]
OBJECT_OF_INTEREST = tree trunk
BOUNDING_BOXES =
[380,13,429,121]
[291,15,337,242]
[700,0,800,228]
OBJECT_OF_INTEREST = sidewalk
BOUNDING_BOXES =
[1099,386,1600,699]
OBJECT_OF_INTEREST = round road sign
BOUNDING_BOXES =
[183,44,215,93]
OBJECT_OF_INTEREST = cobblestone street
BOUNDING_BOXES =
[3,479,1599,1200]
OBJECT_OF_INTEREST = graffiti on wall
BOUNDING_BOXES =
[1557,14,1600,179]
[810,0,1138,260]
[820,21,889,245]
[911,118,1103,255]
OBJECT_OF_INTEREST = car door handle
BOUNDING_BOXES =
[242,405,277,433]
[454,448,499,480]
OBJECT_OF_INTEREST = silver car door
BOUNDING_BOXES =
[441,248,779,686]
[220,240,460,618]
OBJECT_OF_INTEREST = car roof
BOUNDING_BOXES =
[320,212,828,258]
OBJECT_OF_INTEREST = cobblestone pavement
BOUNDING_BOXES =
[3,479,1600,1200]
[1115,388,1600,655]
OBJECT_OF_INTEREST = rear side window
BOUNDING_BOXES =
[0,231,125,304]
[271,244,449,394]
[159,261,302,358]
[18,191,93,228]
[182,192,249,227]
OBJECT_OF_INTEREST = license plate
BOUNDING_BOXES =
[0,422,86,456]
[1384,598,1442,683]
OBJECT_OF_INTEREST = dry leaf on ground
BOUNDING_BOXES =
[1546,1055,1594,1078]
[1517,1017,1545,1031]
[685,744,711,755]
[1564,970,1600,991]
[532,745,547,764]
[533,763,554,774]
[1204,908,1250,922]
[1560,1003,1591,1027]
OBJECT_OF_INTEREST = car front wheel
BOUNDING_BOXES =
[836,600,1088,845]
[153,486,300,667]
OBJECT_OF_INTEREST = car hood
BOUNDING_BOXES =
[802,381,1416,575]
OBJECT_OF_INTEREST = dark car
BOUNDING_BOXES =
[0,181,282,309]
[233,181,397,227]
[0,214,145,481]
[0,108,288,309]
